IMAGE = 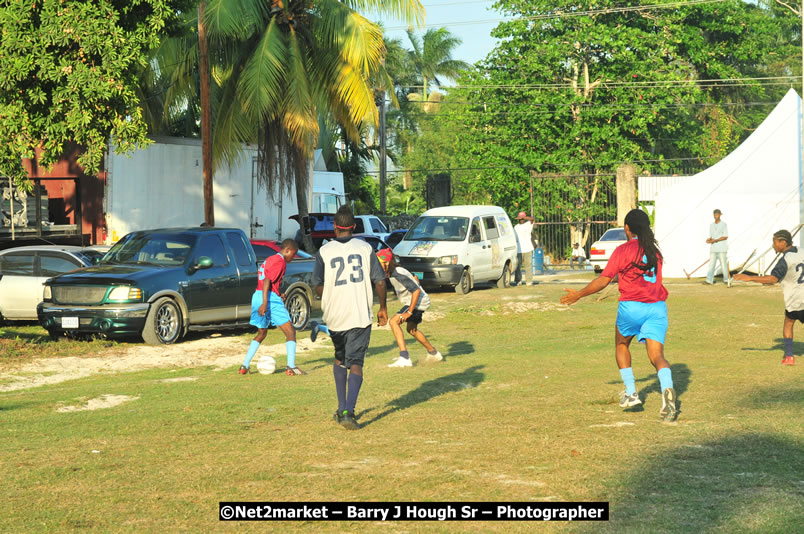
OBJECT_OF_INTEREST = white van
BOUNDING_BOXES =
[393,205,518,294]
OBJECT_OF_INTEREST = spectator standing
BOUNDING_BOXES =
[514,211,535,286]
[705,209,729,284]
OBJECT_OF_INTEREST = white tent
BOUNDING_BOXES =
[655,89,803,278]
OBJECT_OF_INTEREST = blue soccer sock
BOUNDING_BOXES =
[658,367,674,391]
[784,338,793,356]
[319,324,330,336]
[399,350,410,360]
[619,367,636,395]
[242,340,260,368]
[286,341,297,368]
[345,373,363,413]
[333,364,348,412]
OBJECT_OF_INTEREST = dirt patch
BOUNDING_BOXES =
[589,422,635,428]
[503,302,569,313]
[56,394,139,413]
[158,377,199,383]
[0,336,323,392]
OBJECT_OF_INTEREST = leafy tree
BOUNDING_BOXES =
[0,0,188,186]
[200,0,424,252]
[404,0,797,251]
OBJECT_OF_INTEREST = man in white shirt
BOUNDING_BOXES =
[570,243,586,269]
[513,211,535,285]
[705,209,729,285]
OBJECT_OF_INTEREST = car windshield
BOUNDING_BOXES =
[101,233,196,266]
[599,229,627,241]
[404,216,469,241]
[78,250,105,265]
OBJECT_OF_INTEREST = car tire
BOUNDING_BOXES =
[285,289,311,330]
[455,268,471,295]
[47,329,63,342]
[496,262,512,289]
[142,297,183,345]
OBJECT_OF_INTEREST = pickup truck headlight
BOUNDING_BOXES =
[438,255,458,265]
[107,286,143,302]
[43,285,52,301]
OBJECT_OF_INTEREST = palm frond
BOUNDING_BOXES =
[237,18,286,117]
[281,26,319,155]
[204,0,264,40]
[341,0,425,27]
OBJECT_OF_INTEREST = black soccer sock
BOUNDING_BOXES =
[345,373,363,413]
[333,363,348,412]
[784,337,793,356]
[399,350,410,360]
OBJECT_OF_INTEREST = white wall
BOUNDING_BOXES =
[104,137,342,243]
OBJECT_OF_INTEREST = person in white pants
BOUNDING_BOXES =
[705,209,729,285]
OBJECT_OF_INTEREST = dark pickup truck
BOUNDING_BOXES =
[38,227,259,344]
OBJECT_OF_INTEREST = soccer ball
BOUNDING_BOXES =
[256,355,277,375]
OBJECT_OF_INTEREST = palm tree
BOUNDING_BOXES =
[405,28,470,102]
[201,0,424,252]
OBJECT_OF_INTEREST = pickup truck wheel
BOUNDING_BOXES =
[142,297,182,345]
[285,289,311,330]
[497,262,512,289]
[455,268,471,295]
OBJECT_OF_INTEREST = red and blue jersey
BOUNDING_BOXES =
[257,254,286,296]
[601,239,668,303]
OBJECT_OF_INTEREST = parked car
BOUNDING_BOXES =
[352,234,393,253]
[0,245,102,322]
[38,227,259,344]
[393,205,518,294]
[290,213,390,250]
[385,229,408,250]
[249,239,318,330]
[589,227,628,272]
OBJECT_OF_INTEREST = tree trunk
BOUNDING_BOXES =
[198,0,214,226]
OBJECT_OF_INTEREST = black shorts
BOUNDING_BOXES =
[785,309,804,322]
[330,326,372,368]
[396,306,424,326]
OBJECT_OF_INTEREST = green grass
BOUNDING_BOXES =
[0,323,119,365]
[1,277,802,533]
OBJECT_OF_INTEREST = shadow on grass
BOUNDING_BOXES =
[447,341,475,357]
[366,342,401,358]
[358,365,485,427]
[742,384,804,409]
[741,337,804,355]
[580,433,804,533]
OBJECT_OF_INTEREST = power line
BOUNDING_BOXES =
[382,0,728,31]
[397,75,801,91]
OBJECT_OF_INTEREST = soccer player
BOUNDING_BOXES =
[375,248,443,367]
[239,239,304,376]
[560,209,678,422]
[312,206,388,430]
[734,229,800,365]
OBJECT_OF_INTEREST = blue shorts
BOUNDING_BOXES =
[616,301,668,344]
[250,291,291,329]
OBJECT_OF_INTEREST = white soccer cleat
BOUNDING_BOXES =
[388,357,413,368]
[426,351,443,362]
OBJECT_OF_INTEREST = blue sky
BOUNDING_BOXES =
[374,0,513,67]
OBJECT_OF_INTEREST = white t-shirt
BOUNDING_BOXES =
[514,221,534,254]
[572,247,586,259]
[312,237,386,331]
[709,221,728,252]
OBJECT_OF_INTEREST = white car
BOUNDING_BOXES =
[0,245,99,322]
[589,228,628,272]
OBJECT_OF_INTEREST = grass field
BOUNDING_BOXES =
[1,276,802,533]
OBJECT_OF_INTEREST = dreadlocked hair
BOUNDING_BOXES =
[624,209,662,272]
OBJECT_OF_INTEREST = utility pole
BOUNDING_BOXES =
[376,91,387,215]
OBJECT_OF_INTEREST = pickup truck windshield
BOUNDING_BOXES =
[405,216,469,241]
[101,234,197,266]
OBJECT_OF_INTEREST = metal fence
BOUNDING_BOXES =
[529,174,618,265]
